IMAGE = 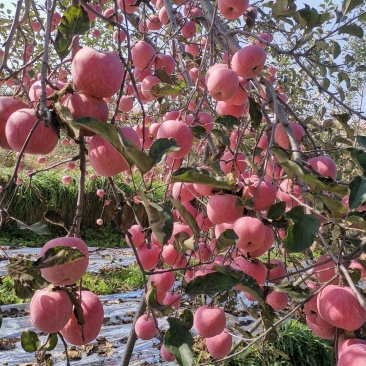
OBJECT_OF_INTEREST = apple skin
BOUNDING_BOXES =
[5,108,59,155]
[308,155,337,180]
[314,254,338,285]
[88,126,141,177]
[117,0,139,14]
[131,40,156,70]
[232,256,267,286]
[71,47,124,98]
[216,100,247,118]
[338,344,366,366]
[232,216,265,252]
[135,314,158,340]
[149,269,175,292]
[274,122,305,149]
[39,237,89,286]
[265,290,288,311]
[193,305,226,338]
[220,151,247,177]
[207,194,243,225]
[231,45,266,78]
[156,120,194,159]
[160,344,175,361]
[60,291,104,346]
[338,335,366,359]
[63,92,109,137]
[205,330,232,358]
[242,177,277,211]
[136,243,160,270]
[317,285,366,331]
[0,96,28,150]
[266,259,287,283]
[306,315,336,340]
[218,0,249,20]
[30,289,73,334]
[206,68,239,101]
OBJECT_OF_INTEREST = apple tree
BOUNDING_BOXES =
[1,0,366,365]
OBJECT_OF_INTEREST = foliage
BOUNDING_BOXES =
[1,0,366,364]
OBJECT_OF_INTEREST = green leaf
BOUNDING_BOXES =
[6,259,49,299]
[164,318,194,366]
[332,41,341,59]
[342,0,363,15]
[274,281,312,299]
[211,129,230,146]
[53,102,77,138]
[148,138,180,165]
[347,148,366,176]
[356,65,366,72]
[215,115,240,129]
[21,329,41,352]
[339,24,364,38]
[338,72,351,88]
[17,221,51,235]
[146,282,175,316]
[268,201,286,220]
[359,13,366,21]
[294,6,320,30]
[214,265,265,306]
[216,229,239,252]
[180,309,194,330]
[272,0,297,18]
[44,333,58,351]
[322,77,330,89]
[173,232,196,254]
[54,5,90,60]
[357,136,366,147]
[248,97,262,129]
[191,125,207,138]
[44,210,65,228]
[185,271,239,298]
[169,198,201,238]
[317,194,346,215]
[138,191,173,245]
[347,213,366,229]
[72,117,154,174]
[185,265,264,306]
[272,147,348,197]
[283,207,321,253]
[150,83,182,98]
[32,246,86,269]
[171,168,232,190]
[155,69,174,85]
[349,176,366,209]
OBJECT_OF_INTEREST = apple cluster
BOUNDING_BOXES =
[29,237,104,346]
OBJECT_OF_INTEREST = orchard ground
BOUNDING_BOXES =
[0,245,333,365]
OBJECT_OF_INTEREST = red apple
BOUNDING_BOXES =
[60,291,104,345]
[71,47,124,98]
[231,45,266,78]
[0,96,28,150]
[5,108,58,155]
[30,289,73,334]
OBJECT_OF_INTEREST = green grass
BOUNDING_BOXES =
[228,320,333,366]
[0,264,144,305]
[0,276,31,305]
[80,265,144,295]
